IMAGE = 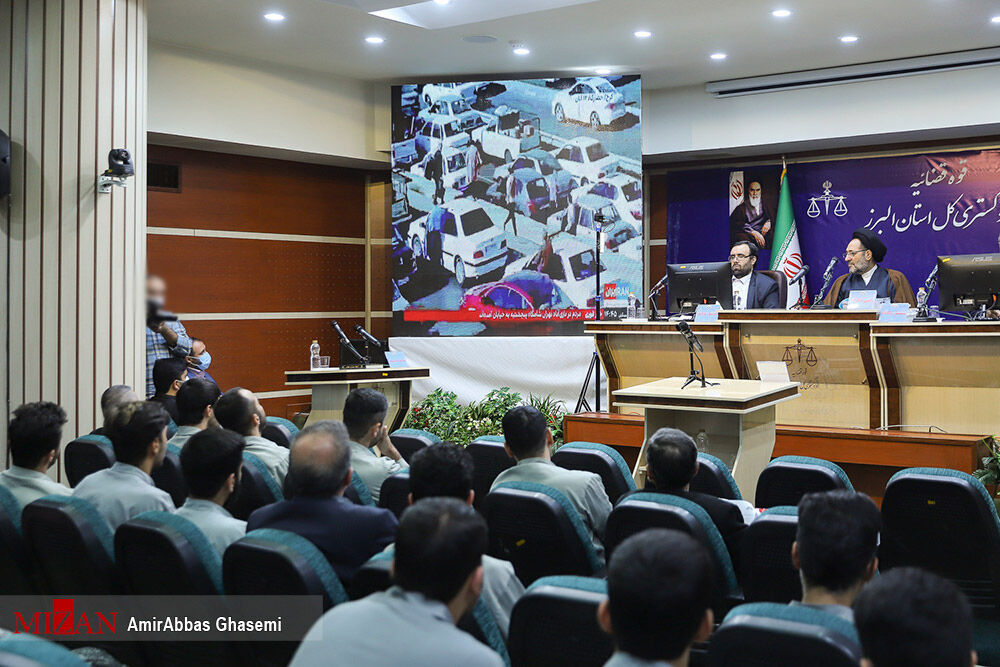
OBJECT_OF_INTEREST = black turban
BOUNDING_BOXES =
[851,228,887,263]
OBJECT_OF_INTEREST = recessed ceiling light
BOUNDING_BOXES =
[991,15,1000,23]
[839,34,859,43]
[771,8,791,17]
[595,67,611,75]
[710,52,727,60]
[433,0,450,5]
[365,35,385,44]
[263,12,285,22]
[633,30,652,38]
[512,46,530,56]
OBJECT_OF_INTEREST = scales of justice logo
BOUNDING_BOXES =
[807,180,848,218]
[783,338,818,367]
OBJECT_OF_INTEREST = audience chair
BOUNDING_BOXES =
[21,495,116,595]
[64,434,115,487]
[262,416,298,449]
[347,550,394,600]
[0,633,89,667]
[508,576,613,667]
[388,428,440,464]
[225,452,283,521]
[739,506,801,603]
[755,456,853,509]
[708,602,861,666]
[0,486,39,594]
[345,473,375,507]
[467,436,515,510]
[690,453,742,501]
[482,482,604,586]
[151,443,188,508]
[166,420,178,440]
[378,471,411,518]
[552,441,636,504]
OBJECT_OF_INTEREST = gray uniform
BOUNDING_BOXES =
[605,652,675,667]
[175,498,247,557]
[73,462,175,531]
[289,586,504,667]
[790,601,855,624]
[481,555,524,639]
[492,457,612,561]
[166,425,201,450]
[348,441,407,504]
[244,435,289,487]
[0,466,71,509]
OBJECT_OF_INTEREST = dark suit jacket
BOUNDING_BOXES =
[247,495,398,581]
[149,394,180,423]
[747,272,781,309]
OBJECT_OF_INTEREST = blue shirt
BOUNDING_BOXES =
[145,321,192,398]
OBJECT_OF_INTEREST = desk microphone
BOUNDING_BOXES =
[650,273,668,294]
[822,256,838,280]
[331,321,367,364]
[675,320,703,353]
[789,264,809,284]
[354,324,381,347]
[330,320,351,344]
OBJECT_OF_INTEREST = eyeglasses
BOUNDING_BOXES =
[729,253,751,261]
[843,249,866,259]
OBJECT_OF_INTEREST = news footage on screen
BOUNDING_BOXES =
[390,76,643,337]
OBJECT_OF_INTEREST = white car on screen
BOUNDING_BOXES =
[506,236,606,309]
[418,95,481,132]
[413,117,471,158]
[551,77,628,129]
[420,82,478,107]
[553,137,619,186]
[570,174,643,228]
[409,199,508,286]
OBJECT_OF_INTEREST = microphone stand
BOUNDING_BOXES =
[792,275,808,310]
[913,267,939,322]
[811,272,834,309]
[680,330,718,390]
[592,213,607,412]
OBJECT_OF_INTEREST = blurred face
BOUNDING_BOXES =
[252,394,267,429]
[748,182,762,207]
[845,238,873,274]
[729,243,756,278]
[146,276,167,306]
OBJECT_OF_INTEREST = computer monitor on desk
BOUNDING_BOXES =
[666,262,733,314]
[937,253,1000,313]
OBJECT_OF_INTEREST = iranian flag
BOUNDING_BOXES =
[770,168,808,308]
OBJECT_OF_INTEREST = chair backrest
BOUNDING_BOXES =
[225,452,283,521]
[509,576,613,667]
[345,472,375,507]
[755,456,853,509]
[467,436,515,510]
[346,550,394,600]
[709,602,861,666]
[459,599,511,666]
[389,428,441,464]
[482,482,603,586]
[0,633,89,667]
[880,467,1000,614]
[21,495,116,595]
[740,506,801,603]
[552,441,636,504]
[151,443,188,507]
[264,416,299,449]
[0,486,37,594]
[690,453,742,500]
[758,269,788,308]
[166,420,178,439]
[115,511,223,595]
[378,472,411,519]
[63,434,115,487]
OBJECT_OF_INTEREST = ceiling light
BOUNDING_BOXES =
[633,30,652,38]
[771,8,791,17]
[365,35,385,44]
[991,15,1000,23]
[839,34,859,43]
[434,0,450,4]
[710,52,727,60]
[595,67,611,75]
[263,12,285,22]
[512,46,530,56]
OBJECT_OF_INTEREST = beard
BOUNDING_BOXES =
[748,195,762,209]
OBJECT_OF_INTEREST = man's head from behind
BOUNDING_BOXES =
[645,427,698,491]
[342,388,388,443]
[285,420,352,499]
[8,402,68,470]
[599,529,714,662]
[213,388,266,437]
[794,490,880,597]
[854,567,975,667]
[176,378,221,428]
[153,357,188,396]
[100,385,139,428]
[105,401,170,468]
[180,428,244,501]
[409,442,474,504]
[501,405,551,460]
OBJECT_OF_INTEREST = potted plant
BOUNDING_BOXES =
[972,434,1000,510]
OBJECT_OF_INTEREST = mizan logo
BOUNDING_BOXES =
[806,180,848,218]
[783,338,818,367]
[14,599,117,636]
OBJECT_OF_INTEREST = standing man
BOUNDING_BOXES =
[823,228,916,307]
[503,176,518,237]
[186,338,218,386]
[465,143,482,187]
[425,205,448,269]
[729,241,780,310]
[426,148,444,205]
[146,275,192,399]
[729,181,773,249]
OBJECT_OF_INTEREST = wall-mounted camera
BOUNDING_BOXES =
[97,148,135,193]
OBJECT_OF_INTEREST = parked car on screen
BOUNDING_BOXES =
[413,117,471,158]
[469,106,541,164]
[506,236,606,308]
[420,82,478,107]
[460,270,572,315]
[409,199,508,286]
[549,193,623,244]
[418,94,481,132]
[492,168,554,221]
[553,137,618,186]
[493,149,578,206]
[570,174,643,227]
[411,146,471,193]
[551,77,628,129]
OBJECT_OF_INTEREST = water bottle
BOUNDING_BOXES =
[309,340,320,370]
[916,286,927,307]
[695,429,709,453]
[627,292,637,319]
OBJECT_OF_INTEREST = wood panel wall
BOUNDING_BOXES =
[646,174,668,312]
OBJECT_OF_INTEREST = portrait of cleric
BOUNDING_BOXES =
[729,171,779,250]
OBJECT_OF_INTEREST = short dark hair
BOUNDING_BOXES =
[105,401,171,465]
[100,385,136,425]
[180,428,245,498]
[152,357,188,395]
[854,568,973,667]
[285,421,352,498]
[645,428,698,490]
[796,490,880,592]
[394,498,487,603]
[732,241,759,259]
[607,529,712,661]
[213,388,256,436]
[501,405,548,459]
[342,388,388,441]
[410,443,474,501]
[176,378,222,426]
[8,402,68,468]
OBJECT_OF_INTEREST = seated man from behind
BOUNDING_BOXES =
[290,497,504,667]
[176,428,247,557]
[492,406,612,561]
[167,378,221,450]
[247,420,397,581]
[93,384,139,436]
[599,529,714,667]
[214,387,288,487]
[854,567,976,667]
[150,357,188,423]
[343,388,407,503]
[792,490,880,623]
[409,443,525,639]
[1,402,72,508]
[73,401,175,530]
[641,428,747,564]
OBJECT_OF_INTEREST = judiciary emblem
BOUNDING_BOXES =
[806,180,848,218]
[783,338,818,367]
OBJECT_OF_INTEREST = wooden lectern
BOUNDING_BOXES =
[285,367,430,430]
[613,378,799,503]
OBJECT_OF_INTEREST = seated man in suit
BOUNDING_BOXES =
[175,428,246,557]
[73,401,176,530]
[824,227,916,307]
[149,357,188,423]
[290,497,503,667]
[641,427,747,565]
[167,378,221,450]
[343,388,407,504]
[598,529,714,667]
[93,384,138,436]
[729,241,781,310]
[409,443,525,639]
[792,490,879,623]
[213,387,289,487]
[0,401,72,509]
[247,420,397,581]
[854,568,976,667]
[492,406,613,561]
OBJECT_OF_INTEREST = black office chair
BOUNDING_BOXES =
[758,269,788,308]
[552,441,636,504]
[224,453,283,521]
[467,436,515,510]
[388,428,440,464]
[262,422,293,449]
[0,486,39,594]
[63,434,115,487]
[378,472,411,519]
[755,456,853,509]
[508,576,613,667]
[690,453,742,500]
[151,444,188,507]
[739,506,801,603]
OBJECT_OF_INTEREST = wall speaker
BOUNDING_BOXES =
[0,130,10,198]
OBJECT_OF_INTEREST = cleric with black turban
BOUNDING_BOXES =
[823,228,916,307]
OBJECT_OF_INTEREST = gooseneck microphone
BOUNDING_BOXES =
[789,264,809,285]
[330,320,351,343]
[354,324,381,347]
[675,320,703,353]
[823,256,838,280]
[330,321,367,364]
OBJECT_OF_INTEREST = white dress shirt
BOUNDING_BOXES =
[732,273,751,310]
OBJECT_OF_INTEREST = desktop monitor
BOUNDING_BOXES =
[937,253,1000,312]
[666,262,733,313]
